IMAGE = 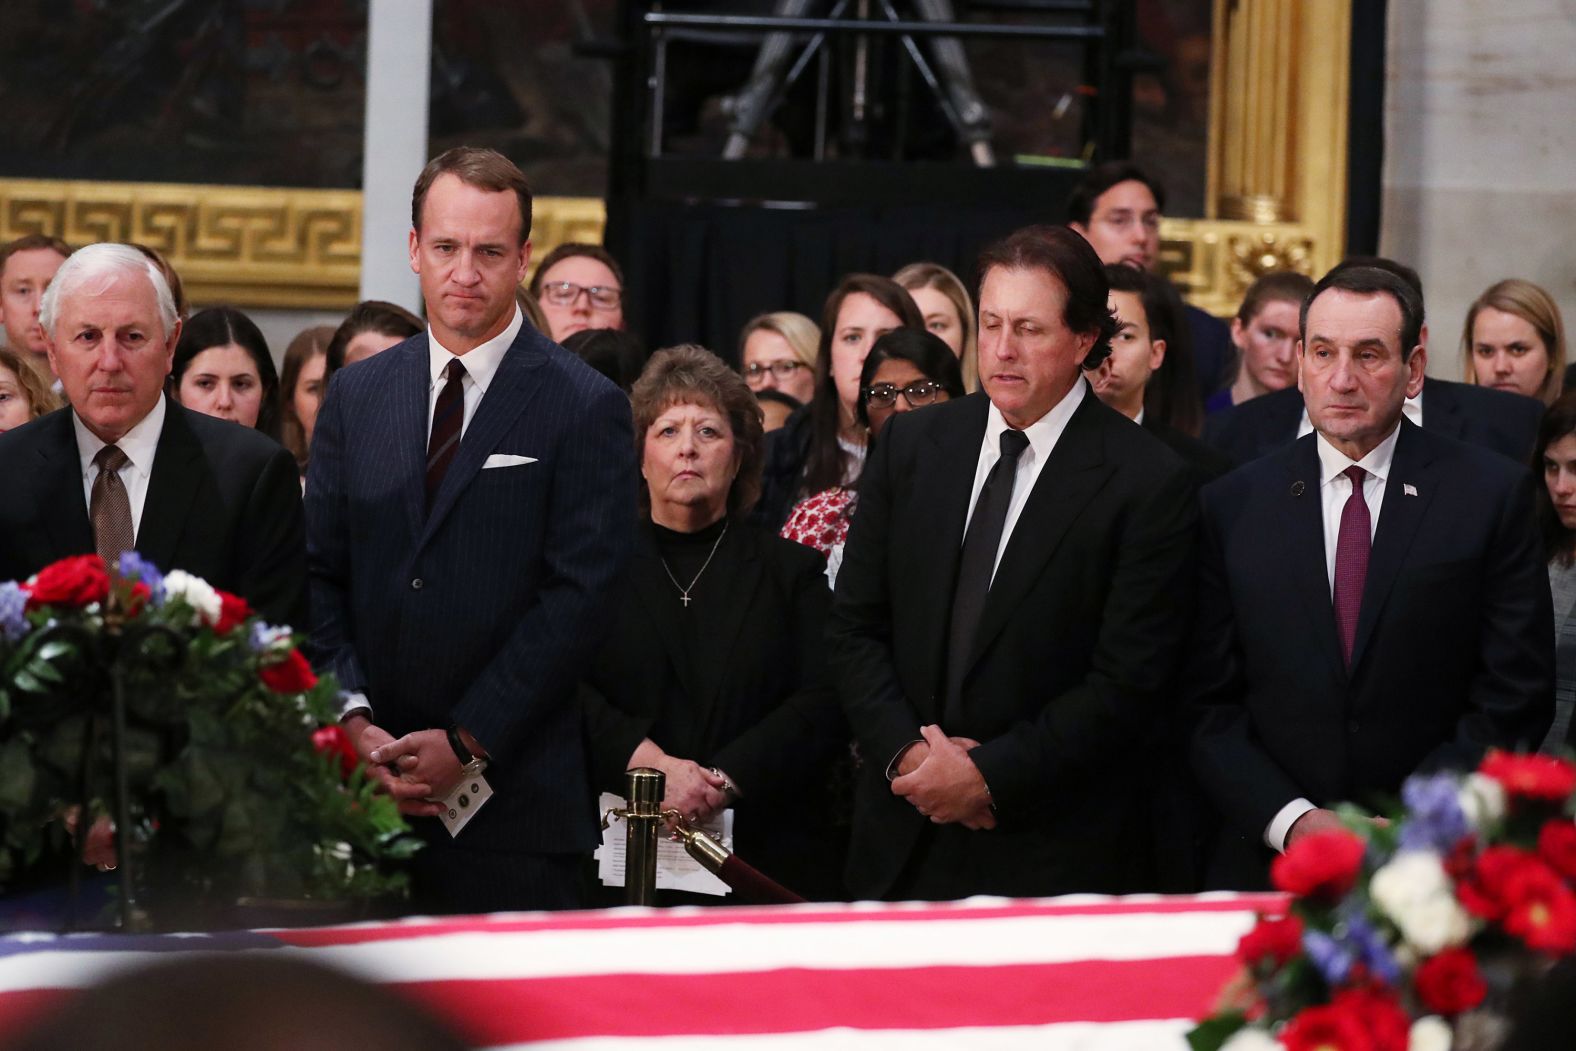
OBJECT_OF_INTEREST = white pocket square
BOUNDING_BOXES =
[482,453,538,469]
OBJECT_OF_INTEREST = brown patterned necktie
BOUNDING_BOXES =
[91,445,134,566]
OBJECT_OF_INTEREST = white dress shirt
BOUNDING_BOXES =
[73,393,167,543]
[427,306,522,438]
[965,379,1086,582]
[1265,420,1403,851]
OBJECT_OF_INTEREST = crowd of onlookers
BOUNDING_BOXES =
[1,156,1572,907]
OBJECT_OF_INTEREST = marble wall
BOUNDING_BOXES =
[1381,0,1576,378]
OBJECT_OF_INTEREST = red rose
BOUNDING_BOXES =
[1237,912,1304,970]
[1459,845,1543,921]
[213,590,252,634]
[1538,820,1576,880]
[1271,829,1367,900]
[1281,1001,1375,1051]
[1502,862,1576,953]
[259,648,317,694]
[26,554,110,609]
[311,724,360,780]
[1480,749,1576,804]
[1415,948,1488,1015]
[125,581,152,617]
[1331,985,1410,1051]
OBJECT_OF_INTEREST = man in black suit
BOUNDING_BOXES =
[0,243,304,627]
[307,148,635,912]
[1204,257,1543,468]
[1188,265,1552,889]
[828,225,1197,901]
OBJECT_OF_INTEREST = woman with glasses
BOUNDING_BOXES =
[529,242,626,343]
[756,274,924,529]
[739,311,819,405]
[781,329,965,577]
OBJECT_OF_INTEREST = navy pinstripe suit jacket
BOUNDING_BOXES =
[305,324,636,858]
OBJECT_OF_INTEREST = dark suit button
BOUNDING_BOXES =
[411,578,424,590]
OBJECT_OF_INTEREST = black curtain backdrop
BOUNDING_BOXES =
[606,198,1059,364]
[1346,0,1387,257]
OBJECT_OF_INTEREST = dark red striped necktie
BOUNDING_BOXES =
[426,359,467,508]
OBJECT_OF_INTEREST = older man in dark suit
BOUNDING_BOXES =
[307,147,635,913]
[828,226,1197,901]
[1187,265,1552,889]
[0,243,304,627]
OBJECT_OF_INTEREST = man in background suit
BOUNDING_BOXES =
[307,147,635,912]
[1205,257,1543,467]
[1187,265,1552,889]
[828,225,1197,900]
[0,243,304,627]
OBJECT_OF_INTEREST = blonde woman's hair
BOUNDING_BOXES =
[893,261,979,392]
[738,311,819,371]
[1462,278,1567,405]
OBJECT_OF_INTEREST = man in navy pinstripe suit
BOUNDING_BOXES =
[306,147,636,912]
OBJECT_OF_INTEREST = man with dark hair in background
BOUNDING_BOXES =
[1187,264,1552,889]
[307,146,635,912]
[829,224,1196,900]
[1066,161,1233,401]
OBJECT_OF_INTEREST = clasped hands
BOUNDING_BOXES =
[891,724,995,830]
[344,715,474,818]
[627,739,736,826]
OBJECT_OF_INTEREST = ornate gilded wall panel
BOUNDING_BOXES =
[0,178,606,310]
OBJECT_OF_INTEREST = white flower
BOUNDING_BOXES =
[1458,773,1506,830]
[1221,1028,1282,1051]
[1409,1015,1452,1051]
[1370,851,1476,954]
[161,569,221,627]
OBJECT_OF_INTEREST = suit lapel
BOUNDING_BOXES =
[31,411,94,561]
[1281,437,1346,676]
[1350,421,1437,671]
[418,330,549,548]
[967,393,1112,670]
[914,396,991,711]
[135,406,204,572]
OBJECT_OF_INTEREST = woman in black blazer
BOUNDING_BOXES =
[582,345,848,902]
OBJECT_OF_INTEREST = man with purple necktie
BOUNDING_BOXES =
[1185,264,1553,890]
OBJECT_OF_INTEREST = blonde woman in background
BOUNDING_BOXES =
[278,325,335,470]
[893,261,978,392]
[1464,278,1566,405]
[739,310,819,405]
[0,345,60,433]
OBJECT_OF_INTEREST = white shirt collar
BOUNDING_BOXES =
[427,306,522,393]
[1315,418,1401,489]
[984,377,1087,461]
[73,393,166,483]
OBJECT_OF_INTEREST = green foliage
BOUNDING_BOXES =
[0,570,418,918]
[1186,1011,1246,1051]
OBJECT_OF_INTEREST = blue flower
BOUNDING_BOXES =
[116,551,164,600]
[0,582,27,642]
[1303,929,1355,986]
[1397,772,1469,853]
[248,620,292,654]
[1343,913,1403,986]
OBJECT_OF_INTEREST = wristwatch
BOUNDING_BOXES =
[446,726,487,775]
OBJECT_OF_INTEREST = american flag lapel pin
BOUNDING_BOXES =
[1403,483,1418,497]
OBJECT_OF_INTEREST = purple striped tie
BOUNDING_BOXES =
[426,359,467,508]
[1333,464,1370,667]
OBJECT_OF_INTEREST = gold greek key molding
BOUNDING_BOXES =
[0,178,607,310]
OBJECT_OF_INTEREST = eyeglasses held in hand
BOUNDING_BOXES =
[743,360,808,382]
[863,380,947,408]
[540,281,622,310]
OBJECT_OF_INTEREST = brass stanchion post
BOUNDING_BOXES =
[623,767,665,905]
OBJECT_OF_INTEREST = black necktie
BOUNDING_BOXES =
[944,428,1031,724]
[426,359,467,508]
